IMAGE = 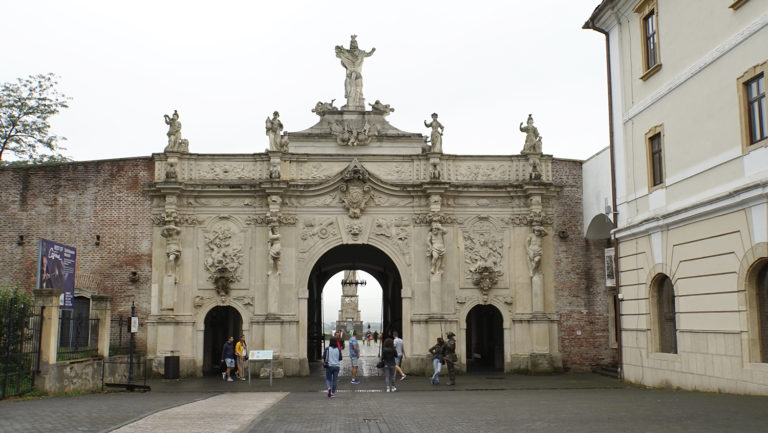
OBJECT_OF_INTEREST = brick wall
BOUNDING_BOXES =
[551,159,616,371]
[0,158,154,351]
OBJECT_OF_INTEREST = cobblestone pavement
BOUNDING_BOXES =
[2,366,768,432]
[246,388,768,433]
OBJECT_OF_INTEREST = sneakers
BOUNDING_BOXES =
[327,387,332,398]
[351,379,360,384]
[240,377,246,381]
[222,372,226,380]
[400,374,407,381]
[386,387,391,392]
[227,377,233,382]
[329,393,336,398]
[391,386,396,392]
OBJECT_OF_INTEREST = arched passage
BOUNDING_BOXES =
[306,244,402,362]
[203,306,242,375]
[466,304,504,373]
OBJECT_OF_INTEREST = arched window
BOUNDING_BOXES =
[651,274,677,353]
[757,264,768,362]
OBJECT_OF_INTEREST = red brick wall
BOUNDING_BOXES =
[0,158,154,350]
[551,159,616,371]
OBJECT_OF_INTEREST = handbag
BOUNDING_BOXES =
[376,360,385,368]
[323,347,329,369]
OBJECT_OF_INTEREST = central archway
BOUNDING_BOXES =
[306,244,402,362]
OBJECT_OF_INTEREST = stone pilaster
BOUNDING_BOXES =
[34,289,62,366]
[91,294,112,358]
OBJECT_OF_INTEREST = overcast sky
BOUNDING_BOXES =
[323,271,382,325]
[2,0,607,162]
[3,1,608,318]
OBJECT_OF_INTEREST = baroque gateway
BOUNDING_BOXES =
[1,36,615,378]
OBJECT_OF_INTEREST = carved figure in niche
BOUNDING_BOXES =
[520,114,542,153]
[335,35,375,109]
[165,161,178,181]
[312,99,338,116]
[369,100,394,115]
[164,110,188,152]
[267,224,281,275]
[430,160,441,180]
[526,226,548,278]
[265,111,290,151]
[269,161,281,179]
[529,159,542,180]
[427,221,448,274]
[424,113,444,153]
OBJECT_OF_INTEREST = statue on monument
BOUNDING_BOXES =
[265,111,289,151]
[164,110,189,152]
[267,224,281,275]
[427,221,448,274]
[424,113,444,153]
[369,100,394,115]
[526,225,548,278]
[312,99,338,116]
[335,35,375,110]
[520,114,543,154]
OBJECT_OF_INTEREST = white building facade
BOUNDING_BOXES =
[586,0,768,394]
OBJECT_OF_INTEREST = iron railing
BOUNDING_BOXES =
[57,316,99,361]
[1,300,42,399]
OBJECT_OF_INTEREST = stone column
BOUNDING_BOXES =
[34,289,62,366]
[91,295,112,358]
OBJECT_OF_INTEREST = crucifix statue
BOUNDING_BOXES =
[335,35,375,110]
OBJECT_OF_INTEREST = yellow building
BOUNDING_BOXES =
[585,0,768,394]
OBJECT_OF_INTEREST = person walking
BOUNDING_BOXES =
[235,334,247,380]
[393,331,407,380]
[373,331,379,344]
[220,336,235,382]
[324,336,343,398]
[365,329,372,346]
[380,337,397,392]
[428,337,445,385]
[349,331,360,384]
[443,332,457,386]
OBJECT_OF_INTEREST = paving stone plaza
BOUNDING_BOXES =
[2,346,768,432]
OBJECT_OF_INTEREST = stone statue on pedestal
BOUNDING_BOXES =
[266,111,289,151]
[267,224,281,275]
[164,110,189,152]
[335,35,375,110]
[427,221,447,274]
[520,114,542,154]
[424,113,444,153]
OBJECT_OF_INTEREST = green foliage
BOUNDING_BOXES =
[0,73,71,165]
[0,285,34,348]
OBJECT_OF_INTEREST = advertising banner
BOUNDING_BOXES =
[37,238,76,310]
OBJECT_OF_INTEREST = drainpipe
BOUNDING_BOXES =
[583,14,623,379]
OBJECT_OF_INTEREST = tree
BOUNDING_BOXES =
[0,73,70,165]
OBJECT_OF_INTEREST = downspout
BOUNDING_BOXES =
[583,15,623,379]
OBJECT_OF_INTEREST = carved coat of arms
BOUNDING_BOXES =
[339,161,372,218]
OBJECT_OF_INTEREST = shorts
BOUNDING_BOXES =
[225,358,235,368]
[350,358,359,367]
[395,354,402,366]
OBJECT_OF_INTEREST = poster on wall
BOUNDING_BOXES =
[37,238,76,310]
[605,247,616,287]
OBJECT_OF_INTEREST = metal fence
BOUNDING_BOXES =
[1,301,42,399]
[110,316,131,356]
[57,316,99,361]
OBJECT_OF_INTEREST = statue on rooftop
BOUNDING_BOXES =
[520,114,543,154]
[335,35,375,110]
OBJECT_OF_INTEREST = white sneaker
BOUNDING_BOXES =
[400,374,407,381]
[227,377,234,382]
[391,386,396,392]
[386,387,390,392]
[222,372,226,380]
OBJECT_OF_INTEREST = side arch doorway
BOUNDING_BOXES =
[203,306,242,375]
[466,304,504,373]
[306,244,402,362]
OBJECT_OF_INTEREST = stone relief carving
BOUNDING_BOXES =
[161,225,181,281]
[329,120,379,146]
[197,162,256,180]
[339,162,372,218]
[369,100,394,115]
[335,35,375,110]
[423,113,444,153]
[312,99,338,116]
[164,110,189,153]
[370,192,414,207]
[245,214,297,226]
[299,217,339,253]
[193,295,210,309]
[373,217,412,265]
[501,213,554,226]
[413,213,459,226]
[427,221,448,275]
[203,223,244,295]
[454,163,510,181]
[345,220,363,241]
[233,296,254,307]
[463,219,504,300]
[301,162,343,180]
[374,163,411,180]
[529,158,542,181]
[165,161,178,181]
[269,160,281,179]
[151,212,199,226]
[520,114,543,154]
[265,111,290,152]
